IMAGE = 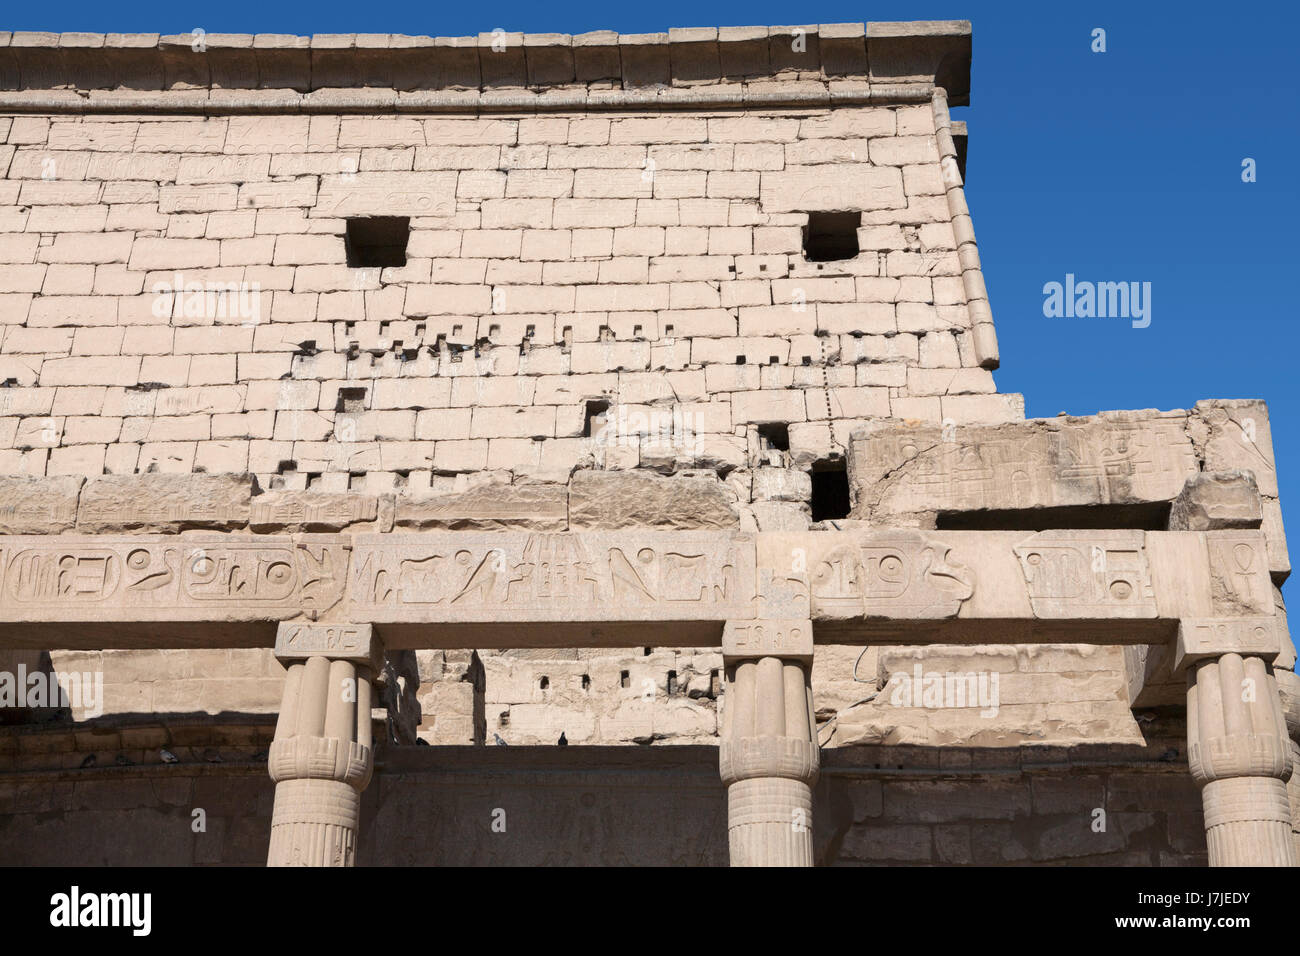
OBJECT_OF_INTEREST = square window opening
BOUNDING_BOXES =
[803,211,861,262]
[345,216,410,268]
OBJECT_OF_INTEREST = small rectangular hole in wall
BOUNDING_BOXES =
[757,422,790,452]
[539,676,549,691]
[345,216,410,268]
[803,211,861,262]
[667,670,678,694]
[620,670,630,689]
[809,459,851,521]
[336,386,367,413]
[583,399,610,438]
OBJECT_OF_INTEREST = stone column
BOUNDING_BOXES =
[267,622,382,867]
[1186,651,1296,866]
[719,620,818,867]
[1277,670,1300,860]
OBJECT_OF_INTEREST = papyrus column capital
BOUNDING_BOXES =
[720,620,818,866]
[267,622,382,867]
[1186,651,1296,867]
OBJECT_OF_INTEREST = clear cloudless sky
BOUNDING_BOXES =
[12,1,1300,608]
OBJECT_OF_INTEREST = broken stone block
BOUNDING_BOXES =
[1167,471,1261,531]
[394,482,567,531]
[752,466,812,502]
[250,490,380,532]
[569,470,739,529]
[848,412,1196,522]
[0,475,82,533]
[76,473,251,532]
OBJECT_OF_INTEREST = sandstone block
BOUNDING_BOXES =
[1168,472,1262,532]
[77,473,251,532]
[0,475,82,533]
[569,470,739,530]
[395,483,567,531]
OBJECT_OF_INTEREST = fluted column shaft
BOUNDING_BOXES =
[1187,653,1296,867]
[720,653,818,866]
[267,623,381,867]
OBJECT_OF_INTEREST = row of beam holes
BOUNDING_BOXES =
[536,655,722,698]
[338,214,864,364]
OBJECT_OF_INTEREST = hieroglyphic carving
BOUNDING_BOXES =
[275,622,381,671]
[722,619,813,662]
[0,535,350,619]
[811,531,974,619]
[75,474,251,532]
[1206,532,1271,617]
[347,531,755,621]
[1175,618,1280,671]
[251,493,379,532]
[852,416,1196,516]
[1014,530,1156,618]
[0,475,81,534]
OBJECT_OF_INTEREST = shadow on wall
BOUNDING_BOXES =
[0,734,1207,866]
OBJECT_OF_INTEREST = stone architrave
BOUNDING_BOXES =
[719,619,819,867]
[1013,530,1157,619]
[848,413,1196,519]
[347,530,757,623]
[267,622,381,867]
[1186,653,1296,867]
[0,534,352,624]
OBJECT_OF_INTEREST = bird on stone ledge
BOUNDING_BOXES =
[557,732,568,746]
[160,749,180,764]
[492,733,509,746]
[79,754,96,769]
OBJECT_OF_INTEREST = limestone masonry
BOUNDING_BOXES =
[0,21,1294,866]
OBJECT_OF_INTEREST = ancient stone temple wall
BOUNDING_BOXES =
[0,22,1295,867]
[0,24,1023,748]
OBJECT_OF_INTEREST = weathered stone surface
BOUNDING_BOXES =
[848,412,1197,521]
[1174,618,1280,671]
[1168,472,1262,531]
[569,470,739,530]
[1194,400,1278,498]
[251,491,379,532]
[0,20,1291,869]
[77,474,251,532]
[0,475,82,534]
[274,621,382,673]
[394,483,567,531]
[349,530,756,626]
[722,618,813,661]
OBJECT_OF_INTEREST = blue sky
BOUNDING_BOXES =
[14,1,1300,603]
